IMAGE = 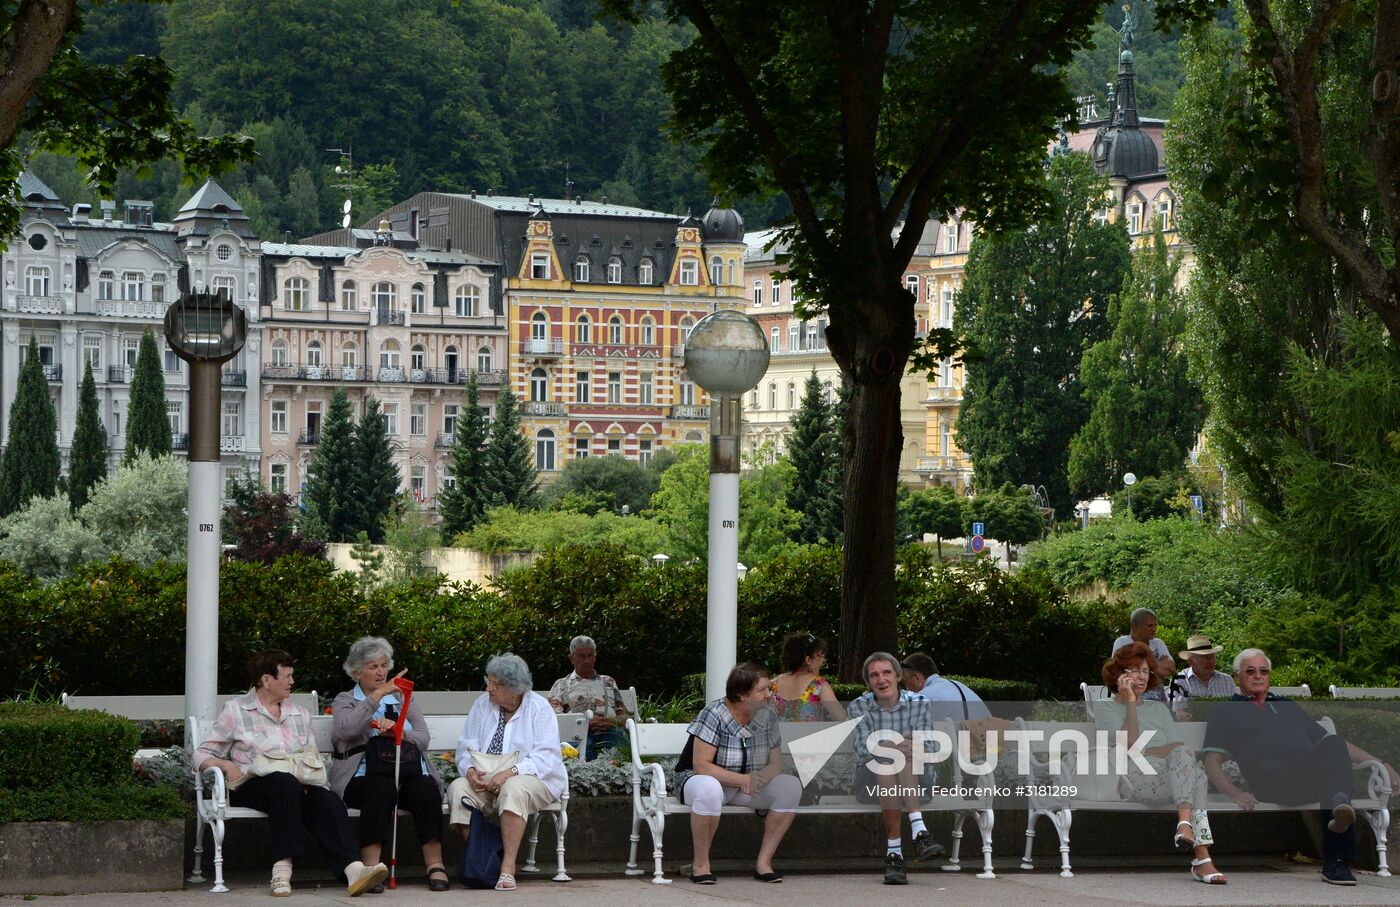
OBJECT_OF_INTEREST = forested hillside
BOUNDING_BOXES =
[25,0,1184,237]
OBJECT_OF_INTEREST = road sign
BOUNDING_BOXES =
[972,521,985,537]
[970,534,986,554]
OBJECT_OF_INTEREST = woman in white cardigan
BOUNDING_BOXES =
[448,653,566,891]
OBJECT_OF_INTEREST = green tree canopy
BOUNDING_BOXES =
[956,152,1132,517]
[540,452,662,516]
[1069,230,1205,498]
[0,337,61,517]
[123,331,170,464]
[438,373,492,537]
[302,388,357,542]
[483,385,538,509]
[902,485,967,556]
[351,396,402,543]
[68,360,108,512]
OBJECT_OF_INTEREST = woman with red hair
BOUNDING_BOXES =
[1099,642,1226,885]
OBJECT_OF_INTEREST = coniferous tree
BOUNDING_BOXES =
[0,337,61,516]
[1069,231,1205,498]
[483,384,538,508]
[351,395,401,542]
[956,153,1131,516]
[786,370,832,544]
[123,330,171,464]
[810,380,848,543]
[438,372,492,537]
[302,388,358,542]
[68,360,109,511]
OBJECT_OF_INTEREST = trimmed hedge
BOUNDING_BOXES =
[3,545,1116,702]
[0,703,139,790]
[0,784,185,823]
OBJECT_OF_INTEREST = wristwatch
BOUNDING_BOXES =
[510,765,519,776]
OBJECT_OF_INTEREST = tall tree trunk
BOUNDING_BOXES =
[829,285,912,681]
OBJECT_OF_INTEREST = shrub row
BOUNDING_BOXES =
[2,545,1119,703]
[0,784,185,823]
[0,703,139,790]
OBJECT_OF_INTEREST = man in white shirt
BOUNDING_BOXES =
[900,653,991,722]
[1112,608,1175,701]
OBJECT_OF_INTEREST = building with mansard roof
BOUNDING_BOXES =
[313,193,747,475]
[256,223,504,504]
[1,175,263,493]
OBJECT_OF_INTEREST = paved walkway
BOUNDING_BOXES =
[28,864,1400,907]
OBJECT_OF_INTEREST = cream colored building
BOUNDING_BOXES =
[257,231,504,505]
[741,227,929,484]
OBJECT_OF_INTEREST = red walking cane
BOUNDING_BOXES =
[386,675,415,889]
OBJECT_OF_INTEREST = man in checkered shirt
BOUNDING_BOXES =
[847,651,945,884]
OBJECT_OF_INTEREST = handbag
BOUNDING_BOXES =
[241,746,328,788]
[455,806,503,889]
[359,736,425,779]
[467,749,519,779]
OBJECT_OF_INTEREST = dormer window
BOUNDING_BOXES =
[1127,202,1143,234]
[574,256,590,282]
[1156,197,1172,230]
[943,223,958,254]
[607,257,622,284]
[680,259,698,286]
[530,252,550,280]
[638,259,653,284]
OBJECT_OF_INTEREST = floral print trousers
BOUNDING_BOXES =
[1121,745,1214,845]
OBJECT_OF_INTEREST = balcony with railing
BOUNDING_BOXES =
[221,369,247,387]
[669,404,711,420]
[220,436,244,452]
[377,366,407,383]
[915,455,969,474]
[17,295,64,314]
[298,430,320,445]
[376,309,407,326]
[172,433,190,450]
[108,365,130,383]
[926,385,960,402]
[521,401,566,416]
[95,298,165,318]
[436,432,456,448]
[42,364,62,382]
[473,369,507,386]
[521,337,565,357]
[670,345,687,362]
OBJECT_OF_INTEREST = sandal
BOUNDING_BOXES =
[426,864,450,892]
[1173,819,1194,849]
[1190,857,1227,885]
[494,872,517,891]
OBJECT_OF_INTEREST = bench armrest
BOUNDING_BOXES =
[625,719,669,814]
[1356,759,1393,803]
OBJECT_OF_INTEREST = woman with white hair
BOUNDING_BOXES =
[331,636,448,892]
[448,653,567,891]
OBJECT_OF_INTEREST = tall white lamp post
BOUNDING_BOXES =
[165,293,247,729]
[684,310,769,702]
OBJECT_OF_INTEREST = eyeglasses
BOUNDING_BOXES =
[1241,667,1271,676]
[1121,668,1152,677]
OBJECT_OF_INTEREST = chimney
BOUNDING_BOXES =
[100,200,116,223]
[528,194,535,204]
[72,203,91,223]
[470,189,477,199]
[574,196,581,205]
[124,200,153,227]
[601,195,608,205]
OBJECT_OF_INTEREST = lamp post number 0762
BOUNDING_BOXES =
[199,523,215,532]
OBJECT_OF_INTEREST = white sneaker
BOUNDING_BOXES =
[347,861,389,897]
[269,873,291,897]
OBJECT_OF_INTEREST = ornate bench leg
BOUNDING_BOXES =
[188,816,206,883]
[975,808,996,879]
[1053,808,1073,878]
[1021,810,1038,870]
[553,807,571,881]
[943,811,966,871]
[649,811,671,884]
[625,806,644,875]
[522,813,541,873]
[210,817,229,893]
[1365,807,1392,878]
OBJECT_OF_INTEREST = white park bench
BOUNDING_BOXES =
[188,712,584,892]
[412,687,640,719]
[1331,685,1400,700]
[62,692,319,720]
[1016,717,1391,878]
[1079,682,1313,719]
[623,718,995,884]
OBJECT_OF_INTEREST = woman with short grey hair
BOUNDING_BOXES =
[449,653,566,891]
[331,636,448,891]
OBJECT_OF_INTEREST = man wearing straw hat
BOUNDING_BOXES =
[1175,635,1238,700]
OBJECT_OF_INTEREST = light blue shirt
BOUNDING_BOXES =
[920,675,992,721]
[351,686,424,777]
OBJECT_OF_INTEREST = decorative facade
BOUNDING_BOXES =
[1,175,263,492]
[324,194,748,475]
[256,227,504,504]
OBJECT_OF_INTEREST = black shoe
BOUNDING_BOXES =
[1322,860,1357,886]
[883,852,907,885]
[912,830,946,863]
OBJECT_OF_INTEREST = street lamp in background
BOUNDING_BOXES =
[165,293,247,729]
[1123,472,1137,516]
[684,310,769,702]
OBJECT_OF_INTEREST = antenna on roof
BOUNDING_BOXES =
[328,145,353,228]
